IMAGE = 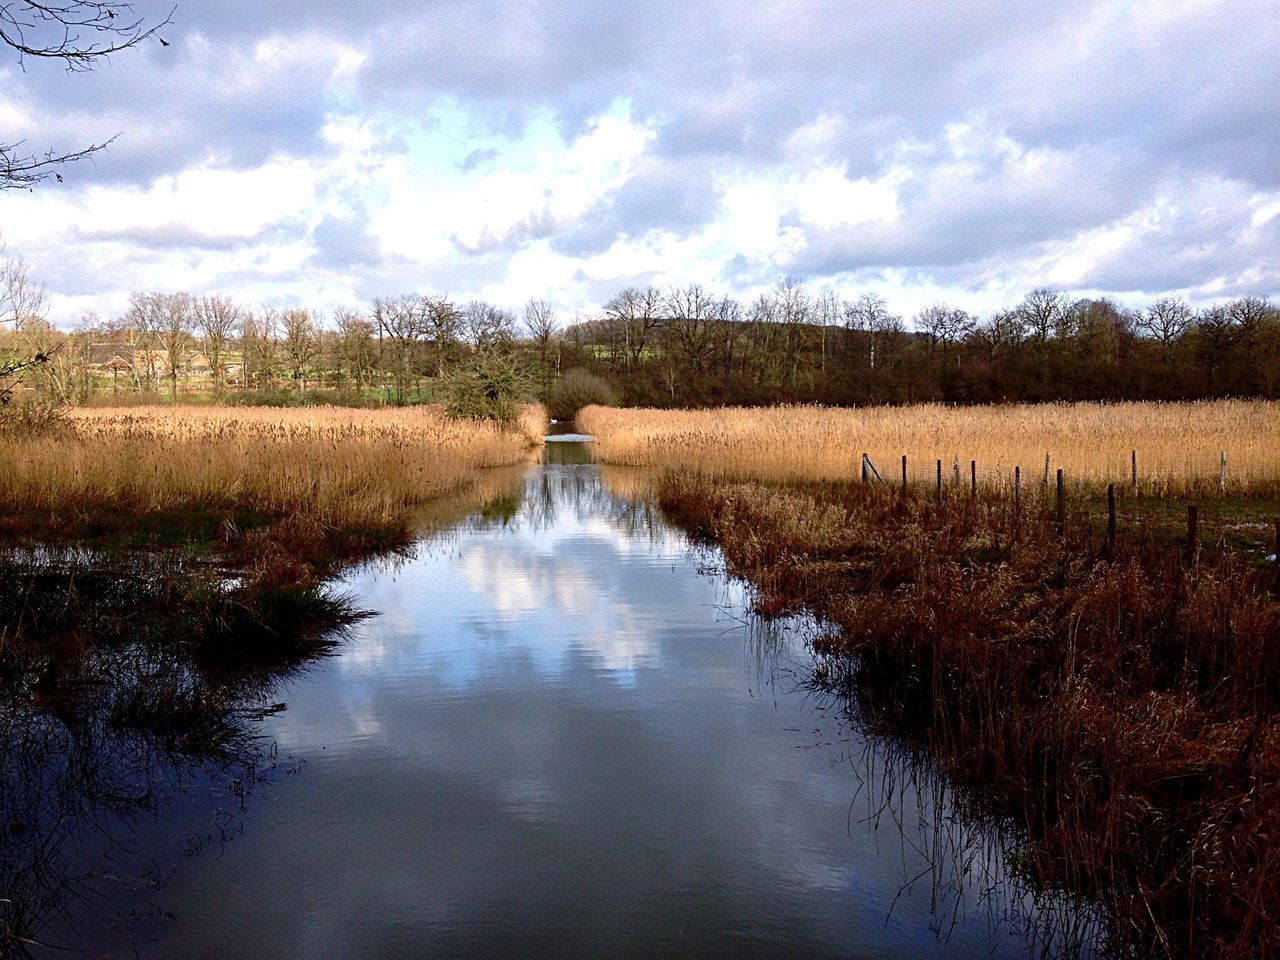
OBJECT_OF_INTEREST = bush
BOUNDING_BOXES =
[546,368,619,422]
[442,356,529,422]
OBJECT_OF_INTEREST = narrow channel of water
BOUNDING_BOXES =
[26,442,1096,958]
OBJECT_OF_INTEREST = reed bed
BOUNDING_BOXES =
[659,473,1280,958]
[580,400,1280,495]
[0,405,545,529]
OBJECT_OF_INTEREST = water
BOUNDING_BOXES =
[18,443,1092,958]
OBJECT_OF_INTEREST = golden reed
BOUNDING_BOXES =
[0,405,546,525]
[580,400,1280,494]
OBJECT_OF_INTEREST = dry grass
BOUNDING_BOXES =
[0,405,545,528]
[580,400,1280,495]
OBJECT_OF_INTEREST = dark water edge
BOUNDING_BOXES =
[3,444,1102,959]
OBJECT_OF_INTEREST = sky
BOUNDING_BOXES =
[1,0,1278,328]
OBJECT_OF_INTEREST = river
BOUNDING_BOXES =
[19,440,1094,958]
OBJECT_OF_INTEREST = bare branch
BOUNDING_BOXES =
[1,1,173,188]
[0,2,172,70]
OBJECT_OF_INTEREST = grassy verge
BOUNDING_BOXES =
[658,472,1279,958]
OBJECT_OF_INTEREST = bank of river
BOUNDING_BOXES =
[20,442,1096,958]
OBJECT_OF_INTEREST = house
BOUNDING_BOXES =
[86,343,136,374]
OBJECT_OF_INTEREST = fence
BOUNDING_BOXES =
[858,449,1280,590]
[859,448,1274,498]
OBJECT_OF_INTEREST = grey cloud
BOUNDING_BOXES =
[73,222,259,251]
[310,208,380,271]
[458,147,499,171]
[550,155,723,258]
[1081,200,1280,298]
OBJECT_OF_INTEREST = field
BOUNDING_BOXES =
[580,400,1280,496]
[584,400,1280,958]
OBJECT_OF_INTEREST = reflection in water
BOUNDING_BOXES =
[0,550,324,956]
[10,447,1098,959]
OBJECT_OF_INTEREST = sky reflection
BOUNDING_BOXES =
[61,452,1093,960]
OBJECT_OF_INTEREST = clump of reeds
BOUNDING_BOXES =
[658,471,1280,958]
[0,404,545,534]
[581,400,1280,497]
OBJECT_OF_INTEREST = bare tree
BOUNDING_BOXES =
[915,303,972,347]
[1,243,48,326]
[1015,288,1068,344]
[603,286,663,370]
[421,293,461,378]
[194,294,240,391]
[523,298,559,388]
[1,1,173,188]
[280,307,319,391]
[844,293,896,370]
[371,294,423,402]
[0,249,55,402]
[462,300,516,356]
[663,284,719,374]
[773,277,813,386]
[122,291,161,389]
[813,285,841,375]
[971,310,1023,365]
[916,302,974,375]
[239,307,277,391]
[333,308,376,391]
[1135,296,1192,362]
[148,291,191,402]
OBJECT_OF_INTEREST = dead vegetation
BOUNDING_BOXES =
[658,472,1280,958]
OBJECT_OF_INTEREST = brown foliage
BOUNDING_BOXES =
[658,472,1280,957]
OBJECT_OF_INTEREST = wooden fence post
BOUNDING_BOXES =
[1107,483,1116,556]
[1056,468,1065,537]
[953,455,961,487]
[861,452,868,483]
[936,459,943,505]
[1014,465,1021,520]
[1220,451,1227,494]
[1131,449,1138,494]
[970,460,977,500]
[902,454,908,495]
[1044,452,1051,488]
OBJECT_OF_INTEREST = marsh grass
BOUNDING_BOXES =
[659,472,1280,958]
[581,400,1280,497]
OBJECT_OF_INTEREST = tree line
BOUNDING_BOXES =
[3,264,1279,409]
[570,282,1280,406]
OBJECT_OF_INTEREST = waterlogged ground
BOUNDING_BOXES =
[17,442,1097,959]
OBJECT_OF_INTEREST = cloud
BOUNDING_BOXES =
[1,0,1277,325]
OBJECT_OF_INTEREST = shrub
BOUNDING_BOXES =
[442,356,530,422]
[546,368,619,422]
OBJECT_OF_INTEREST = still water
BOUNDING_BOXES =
[29,442,1090,958]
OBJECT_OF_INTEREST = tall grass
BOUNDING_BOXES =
[581,400,1280,495]
[0,405,545,529]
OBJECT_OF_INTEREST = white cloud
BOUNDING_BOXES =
[0,0,1276,323]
